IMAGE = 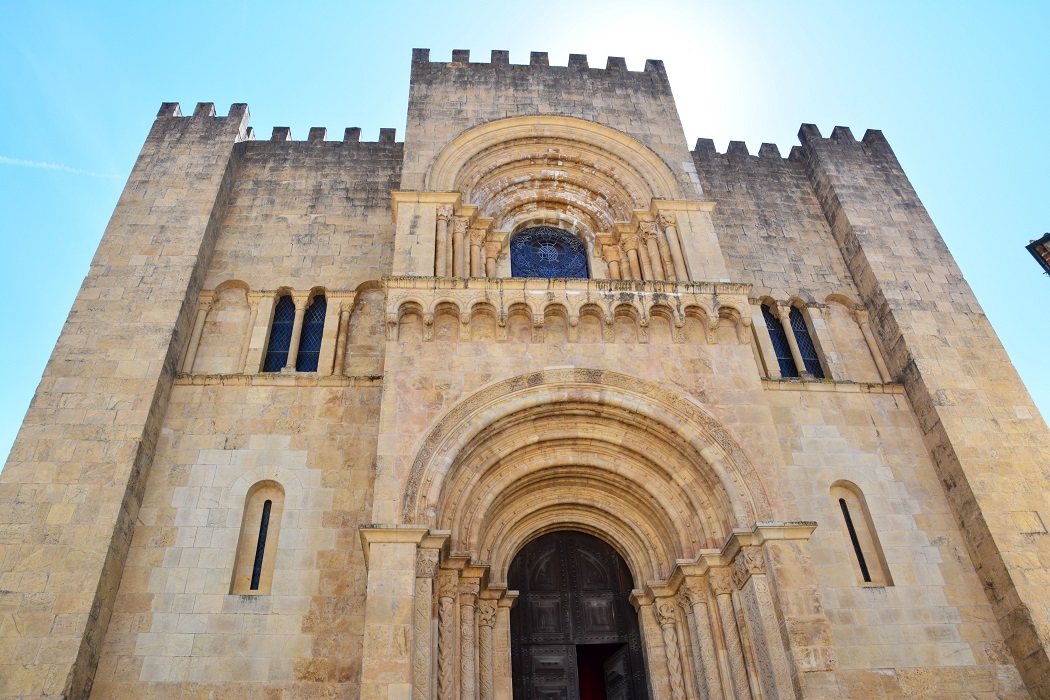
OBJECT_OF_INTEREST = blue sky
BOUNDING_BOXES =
[1,1,1048,463]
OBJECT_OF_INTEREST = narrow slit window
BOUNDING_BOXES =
[839,498,871,582]
[263,295,295,372]
[250,499,273,591]
[231,481,285,595]
[762,304,799,378]
[296,295,326,372]
[831,481,892,586]
[789,306,825,378]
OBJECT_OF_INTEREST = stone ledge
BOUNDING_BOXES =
[761,378,904,394]
[174,373,383,387]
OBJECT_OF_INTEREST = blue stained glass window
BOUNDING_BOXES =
[762,304,799,378]
[789,306,825,378]
[263,295,295,372]
[510,226,589,279]
[296,295,327,372]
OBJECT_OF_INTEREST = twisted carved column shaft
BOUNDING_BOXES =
[437,571,458,700]
[658,602,688,700]
[685,583,724,700]
[711,569,752,700]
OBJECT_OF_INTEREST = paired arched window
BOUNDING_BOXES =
[761,302,825,379]
[263,295,295,372]
[831,481,892,586]
[761,304,798,378]
[262,293,327,372]
[296,295,326,371]
[231,481,285,595]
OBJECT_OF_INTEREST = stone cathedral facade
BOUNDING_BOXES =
[1,48,1049,700]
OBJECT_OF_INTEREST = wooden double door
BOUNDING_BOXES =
[509,531,649,700]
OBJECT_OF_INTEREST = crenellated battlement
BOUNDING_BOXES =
[693,124,893,163]
[410,47,666,76]
[155,102,400,144]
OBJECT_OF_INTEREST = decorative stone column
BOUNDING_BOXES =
[854,307,892,381]
[775,301,810,379]
[657,600,688,700]
[414,550,439,700]
[710,568,752,700]
[238,295,260,373]
[684,579,724,700]
[493,595,516,699]
[603,244,623,280]
[658,212,689,280]
[656,223,677,281]
[478,598,498,700]
[484,241,501,278]
[453,216,469,278]
[284,294,310,371]
[436,205,453,276]
[332,301,352,377]
[437,569,459,700]
[469,229,486,277]
[181,294,213,373]
[732,547,795,700]
[460,576,481,700]
[637,227,655,281]
[621,234,643,280]
[642,222,667,280]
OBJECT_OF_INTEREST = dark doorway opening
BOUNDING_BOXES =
[509,531,649,699]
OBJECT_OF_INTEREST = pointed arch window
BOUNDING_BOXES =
[296,295,327,372]
[263,295,295,372]
[231,481,285,595]
[790,306,825,378]
[762,304,798,378]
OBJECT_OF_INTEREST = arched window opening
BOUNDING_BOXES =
[789,306,825,378]
[510,226,589,279]
[296,294,327,372]
[231,481,285,595]
[762,304,798,378]
[831,482,892,586]
[263,295,295,372]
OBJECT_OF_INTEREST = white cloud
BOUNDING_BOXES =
[0,155,117,178]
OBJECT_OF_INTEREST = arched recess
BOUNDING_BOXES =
[401,368,774,585]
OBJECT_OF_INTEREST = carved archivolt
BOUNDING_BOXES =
[401,368,773,583]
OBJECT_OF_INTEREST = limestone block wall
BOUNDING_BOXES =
[90,380,381,697]
[691,140,857,301]
[0,103,248,698]
[798,124,1050,696]
[765,383,1027,696]
[204,133,403,291]
[399,49,701,197]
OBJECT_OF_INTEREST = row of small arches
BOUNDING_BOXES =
[394,300,751,345]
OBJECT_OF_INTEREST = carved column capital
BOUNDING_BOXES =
[436,205,453,223]
[453,216,469,235]
[684,579,709,605]
[469,228,486,245]
[640,221,660,239]
[620,233,641,252]
[657,601,679,627]
[484,241,501,260]
[602,244,622,262]
[416,549,440,579]
[478,599,498,628]
[459,577,481,599]
[658,212,677,230]
[708,567,735,595]
[732,546,766,588]
[438,570,459,599]
[775,300,792,321]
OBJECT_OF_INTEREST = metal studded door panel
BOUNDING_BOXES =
[510,532,649,700]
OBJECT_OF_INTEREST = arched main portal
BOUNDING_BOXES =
[509,531,649,700]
